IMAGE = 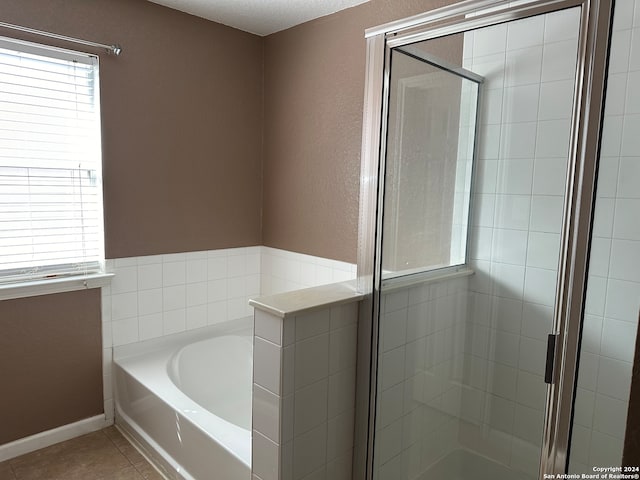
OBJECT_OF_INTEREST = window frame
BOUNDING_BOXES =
[0,36,110,297]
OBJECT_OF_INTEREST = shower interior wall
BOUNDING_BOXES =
[374,3,638,479]
[457,9,580,476]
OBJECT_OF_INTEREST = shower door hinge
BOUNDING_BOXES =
[544,333,558,384]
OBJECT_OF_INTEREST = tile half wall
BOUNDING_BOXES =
[101,246,357,422]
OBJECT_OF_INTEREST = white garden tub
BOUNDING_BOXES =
[114,317,253,480]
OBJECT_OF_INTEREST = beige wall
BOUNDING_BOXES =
[2,0,264,259]
[262,0,453,263]
[0,290,102,444]
[0,0,263,443]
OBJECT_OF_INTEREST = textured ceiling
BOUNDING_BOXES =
[147,0,370,36]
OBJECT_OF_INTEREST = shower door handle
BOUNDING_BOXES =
[544,333,558,384]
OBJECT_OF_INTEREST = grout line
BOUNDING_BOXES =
[7,461,17,480]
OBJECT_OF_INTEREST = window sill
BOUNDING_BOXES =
[0,273,114,302]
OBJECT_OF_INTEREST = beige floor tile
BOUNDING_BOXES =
[10,431,130,480]
[118,443,146,466]
[0,462,16,480]
[103,426,128,448]
[133,461,166,480]
[103,427,146,465]
[4,428,165,480]
[100,466,145,480]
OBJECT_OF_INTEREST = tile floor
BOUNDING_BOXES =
[0,427,164,480]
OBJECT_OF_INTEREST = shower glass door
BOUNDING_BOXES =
[372,6,583,480]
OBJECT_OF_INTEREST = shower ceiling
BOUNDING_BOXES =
[146,0,370,35]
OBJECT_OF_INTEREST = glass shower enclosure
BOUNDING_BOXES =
[354,0,626,478]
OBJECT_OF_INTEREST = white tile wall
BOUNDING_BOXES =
[374,277,469,479]
[104,247,262,348]
[260,247,357,296]
[102,246,356,427]
[251,302,359,480]
[465,0,638,474]
[459,4,578,477]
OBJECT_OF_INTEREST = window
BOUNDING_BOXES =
[381,46,481,280]
[0,37,104,285]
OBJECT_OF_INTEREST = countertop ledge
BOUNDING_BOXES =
[249,280,365,319]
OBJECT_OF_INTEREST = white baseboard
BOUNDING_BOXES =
[0,414,111,462]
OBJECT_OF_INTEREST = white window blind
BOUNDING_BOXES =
[0,37,104,284]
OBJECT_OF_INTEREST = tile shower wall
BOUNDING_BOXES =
[101,246,356,424]
[375,277,469,479]
[252,302,359,480]
[460,8,580,478]
[569,0,640,470]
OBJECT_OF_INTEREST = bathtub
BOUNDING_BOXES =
[114,317,253,480]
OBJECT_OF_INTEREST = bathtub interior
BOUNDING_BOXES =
[168,334,253,430]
